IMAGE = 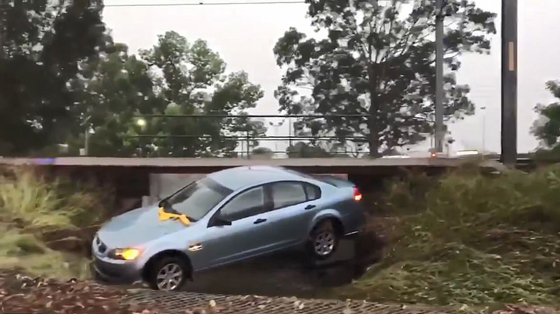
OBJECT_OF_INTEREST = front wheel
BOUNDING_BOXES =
[148,256,189,291]
[308,220,339,260]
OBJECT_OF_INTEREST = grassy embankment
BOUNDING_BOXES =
[0,167,114,279]
[336,164,560,311]
[1,164,560,312]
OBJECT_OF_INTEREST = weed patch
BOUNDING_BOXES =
[337,165,560,309]
[0,167,115,279]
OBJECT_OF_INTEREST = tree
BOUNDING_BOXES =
[64,43,163,157]
[65,31,267,157]
[532,81,560,159]
[287,142,332,158]
[0,0,111,156]
[251,147,274,159]
[131,31,266,157]
[274,0,496,157]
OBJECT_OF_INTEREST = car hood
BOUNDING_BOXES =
[97,204,188,248]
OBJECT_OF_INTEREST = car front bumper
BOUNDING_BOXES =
[91,255,142,284]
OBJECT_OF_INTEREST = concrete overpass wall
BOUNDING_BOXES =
[0,157,457,210]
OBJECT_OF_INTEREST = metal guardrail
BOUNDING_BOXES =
[130,114,540,161]
[127,114,373,158]
[77,114,542,161]
[134,114,370,118]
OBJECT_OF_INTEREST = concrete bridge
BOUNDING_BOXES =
[0,156,460,173]
[0,156,513,211]
[0,156,459,208]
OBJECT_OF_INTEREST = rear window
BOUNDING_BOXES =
[303,183,321,200]
[270,182,307,209]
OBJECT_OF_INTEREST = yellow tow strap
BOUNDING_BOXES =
[158,207,191,226]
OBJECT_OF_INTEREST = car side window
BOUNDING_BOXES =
[303,183,321,201]
[270,182,307,210]
[220,186,265,221]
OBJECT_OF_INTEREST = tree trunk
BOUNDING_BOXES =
[368,65,381,158]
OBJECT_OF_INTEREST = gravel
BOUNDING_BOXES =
[0,270,160,314]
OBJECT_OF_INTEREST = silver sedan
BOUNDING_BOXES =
[91,166,366,291]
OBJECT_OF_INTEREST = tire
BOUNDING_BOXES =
[147,256,190,291]
[308,219,340,260]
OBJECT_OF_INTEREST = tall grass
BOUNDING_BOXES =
[0,166,114,278]
[0,223,91,279]
[338,165,560,309]
[0,167,113,230]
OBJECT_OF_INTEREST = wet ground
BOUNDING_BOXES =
[102,234,383,299]
[2,269,553,314]
[184,238,359,298]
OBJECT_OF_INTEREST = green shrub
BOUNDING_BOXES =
[337,165,560,308]
[0,168,75,228]
[0,225,44,255]
[0,166,115,279]
[0,167,113,230]
[373,170,438,215]
[14,234,46,254]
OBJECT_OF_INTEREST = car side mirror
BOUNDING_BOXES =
[212,215,232,227]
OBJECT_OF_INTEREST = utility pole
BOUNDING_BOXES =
[480,106,487,154]
[0,1,6,60]
[288,117,293,147]
[269,120,284,154]
[0,25,3,60]
[434,0,445,153]
[81,116,91,156]
[84,129,90,156]
[501,0,518,166]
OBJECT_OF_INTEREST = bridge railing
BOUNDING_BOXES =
[124,114,373,158]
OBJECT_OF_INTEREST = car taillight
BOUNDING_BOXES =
[353,187,362,202]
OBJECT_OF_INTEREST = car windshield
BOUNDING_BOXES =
[164,177,232,221]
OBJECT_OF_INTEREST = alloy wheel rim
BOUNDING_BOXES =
[314,230,335,256]
[156,263,183,291]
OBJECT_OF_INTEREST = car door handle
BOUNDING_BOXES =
[305,204,316,210]
[253,218,267,224]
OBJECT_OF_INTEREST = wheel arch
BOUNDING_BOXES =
[142,249,193,282]
[311,215,345,236]
[309,210,345,236]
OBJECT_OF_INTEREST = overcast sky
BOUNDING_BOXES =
[102,0,560,154]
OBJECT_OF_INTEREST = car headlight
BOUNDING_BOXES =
[108,248,141,261]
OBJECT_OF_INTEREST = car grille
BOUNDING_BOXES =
[95,235,107,254]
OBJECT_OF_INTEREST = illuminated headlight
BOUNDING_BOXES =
[108,248,141,261]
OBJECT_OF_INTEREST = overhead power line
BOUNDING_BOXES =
[103,0,395,7]
[104,1,306,7]
[135,114,369,118]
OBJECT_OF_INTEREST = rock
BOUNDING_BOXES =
[42,225,100,243]
[45,236,85,252]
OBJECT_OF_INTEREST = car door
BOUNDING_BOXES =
[265,181,322,248]
[202,185,275,268]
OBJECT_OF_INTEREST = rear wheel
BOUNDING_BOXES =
[308,219,340,260]
[148,256,190,291]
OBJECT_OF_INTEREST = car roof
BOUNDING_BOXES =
[207,166,306,191]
